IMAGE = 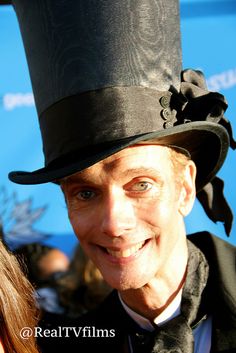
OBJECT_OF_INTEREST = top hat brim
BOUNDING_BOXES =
[8,121,229,192]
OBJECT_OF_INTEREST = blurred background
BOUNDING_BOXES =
[0,0,236,259]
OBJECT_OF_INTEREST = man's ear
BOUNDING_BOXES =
[178,160,196,217]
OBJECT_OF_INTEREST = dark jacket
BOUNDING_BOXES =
[38,232,236,353]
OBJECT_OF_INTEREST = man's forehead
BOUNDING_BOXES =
[62,145,171,184]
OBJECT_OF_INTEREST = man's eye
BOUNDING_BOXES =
[131,181,152,192]
[76,190,95,200]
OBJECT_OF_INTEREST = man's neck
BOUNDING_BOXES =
[118,288,182,331]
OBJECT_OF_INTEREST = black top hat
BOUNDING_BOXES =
[9,0,233,192]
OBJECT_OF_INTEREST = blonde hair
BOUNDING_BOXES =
[0,240,39,353]
[168,146,191,187]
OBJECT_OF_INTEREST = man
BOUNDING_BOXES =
[10,0,236,352]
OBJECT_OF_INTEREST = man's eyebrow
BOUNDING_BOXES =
[60,172,97,185]
[61,167,163,185]
[121,167,163,179]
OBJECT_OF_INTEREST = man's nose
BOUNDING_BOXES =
[101,189,136,237]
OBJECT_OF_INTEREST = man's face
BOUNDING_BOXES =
[62,145,195,291]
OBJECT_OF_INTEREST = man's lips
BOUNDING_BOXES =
[106,240,145,258]
[98,239,149,259]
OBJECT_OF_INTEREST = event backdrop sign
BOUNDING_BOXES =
[0,0,236,257]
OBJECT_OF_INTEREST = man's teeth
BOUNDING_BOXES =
[106,241,145,258]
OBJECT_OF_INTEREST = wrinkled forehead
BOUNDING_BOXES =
[61,144,173,184]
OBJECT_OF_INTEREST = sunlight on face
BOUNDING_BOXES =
[61,145,195,290]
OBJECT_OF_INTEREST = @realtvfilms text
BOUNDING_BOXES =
[20,326,116,339]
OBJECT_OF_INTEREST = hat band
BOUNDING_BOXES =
[39,86,176,166]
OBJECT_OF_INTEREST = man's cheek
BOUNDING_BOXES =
[143,203,169,226]
[69,214,93,240]
[68,212,81,235]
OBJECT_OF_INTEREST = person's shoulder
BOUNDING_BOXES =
[187,231,236,257]
[187,231,236,311]
[187,231,235,277]
[73,289,126,327]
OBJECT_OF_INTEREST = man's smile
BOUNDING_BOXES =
[106,240,146,258]
[94,239,153,265]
